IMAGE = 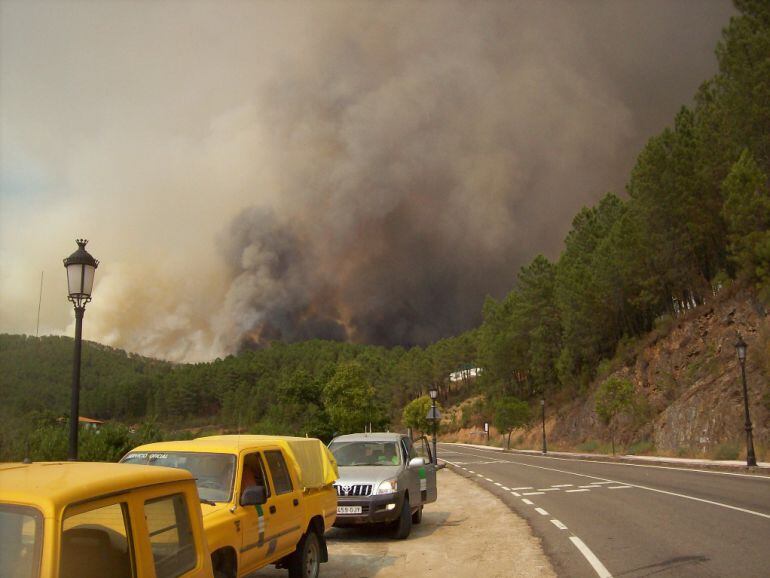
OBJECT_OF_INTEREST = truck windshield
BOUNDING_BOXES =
[0,504,43,578]
[329,441,402,466]
[121,451,236,503]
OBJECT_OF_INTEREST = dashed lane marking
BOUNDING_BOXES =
[511,492,521,497]
[552,484,573,487]
[550,519,568,530]
[608,485,632,489]
[535,507,550,516]
[485,477,494,482]
[566,489,590,493]
[442,449,770,520]
[494,482,502,486]
[570,536,613,578]
[510,486,533,490]
[477,474,484,478]
[536,488,560,492]
[521,499,534,505]
[502,486,510,491]
[522,492,545,496]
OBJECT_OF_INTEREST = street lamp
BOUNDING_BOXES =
[63,239,99,460]
[734,334,757,467]
[541,397,547,455]
[428,388,439,465]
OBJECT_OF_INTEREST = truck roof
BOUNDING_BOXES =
[331,432,406,442]
[128,434,339,490]
[0,462,194,516]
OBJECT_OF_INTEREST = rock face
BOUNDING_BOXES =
[531,289,769,457]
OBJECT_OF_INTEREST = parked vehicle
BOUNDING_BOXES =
[122,435,338,578]
[327,432,438,539]
[0,461,214,578]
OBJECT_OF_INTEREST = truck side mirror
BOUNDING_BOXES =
[240,485,267,506]
[408,457,426,469]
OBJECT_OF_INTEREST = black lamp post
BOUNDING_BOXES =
[428,388,439,465]
[541,397,547,455]
[63,239,99,461]
[734,335,757,467]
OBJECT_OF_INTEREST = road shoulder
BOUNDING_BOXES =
[254,467,556,577]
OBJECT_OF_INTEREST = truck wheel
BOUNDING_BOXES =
[288,530,321,578]
[411,505,423,524]
[393,495,412,539]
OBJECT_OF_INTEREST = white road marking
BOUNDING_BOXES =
[535,507,549,516]
[552,484,573,487]
[468,470,475,474]
[537,488,561,491]
[511,492,521,497]
[608,485,632,489]
[494,482,502,486]
[442,447,770,520]
[485,477,494,482]
[550,519,568,530]
[569,536,613,578]
[566,489,590,493]
[579,485,601,488]
[477,474,484,478]
[522,491,545,496]
[510,486,533,490]
[502,486,510,491]
[521,498,534,505]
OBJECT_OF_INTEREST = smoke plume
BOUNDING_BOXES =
[0,1,734,360]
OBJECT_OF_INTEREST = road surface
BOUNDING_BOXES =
[438,443,770,578]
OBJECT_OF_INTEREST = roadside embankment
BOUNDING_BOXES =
[254,467,555,577]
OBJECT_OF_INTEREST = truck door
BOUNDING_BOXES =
[262,448,303,562]
[237,451,272,574]
[415,436,438,504]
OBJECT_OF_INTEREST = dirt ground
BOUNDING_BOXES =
[254,467,555,578]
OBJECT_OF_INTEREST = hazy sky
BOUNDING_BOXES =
[0,0,735,361]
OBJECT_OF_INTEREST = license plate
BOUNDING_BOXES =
[337,506,362,514]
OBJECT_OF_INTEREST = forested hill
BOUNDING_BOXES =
[0,332,477,460]
[2,3,770,461]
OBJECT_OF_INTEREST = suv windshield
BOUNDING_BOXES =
[121,451,235,502]
[0,504,43,578]
[329,441,402,466]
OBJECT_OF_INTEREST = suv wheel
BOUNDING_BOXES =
[288,530,320,578]
[393,495,412,539]
[412,505,423,524]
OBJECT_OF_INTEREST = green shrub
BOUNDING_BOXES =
[626,440,655,455]
[711,442,740,461]
[577,440,599,453]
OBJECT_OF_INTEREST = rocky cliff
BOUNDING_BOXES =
[521,288,769,459]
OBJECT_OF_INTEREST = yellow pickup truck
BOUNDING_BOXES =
[122,435,338,578]
[0,461,214,578]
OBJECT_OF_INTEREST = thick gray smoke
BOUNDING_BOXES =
[217,1,733,350]
[0,1,733,360]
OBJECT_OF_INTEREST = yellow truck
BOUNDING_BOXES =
[0,461,214,578]
[122,435,338,578]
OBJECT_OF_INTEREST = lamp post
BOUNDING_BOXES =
[734,335,757,467]
[541,397,547,455]
[63,239,99,461]
[428,388,439,465]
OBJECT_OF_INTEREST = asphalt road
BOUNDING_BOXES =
[438,443,770,578]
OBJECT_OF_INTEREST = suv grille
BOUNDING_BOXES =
[334,484,373,497]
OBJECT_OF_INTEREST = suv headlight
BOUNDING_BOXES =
[375,478,398,495]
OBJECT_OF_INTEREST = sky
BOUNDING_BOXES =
[0,0,735,362]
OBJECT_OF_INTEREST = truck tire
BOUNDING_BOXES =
[288,530,321,578]
[393,495,412,539]
[411,505,423,524]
